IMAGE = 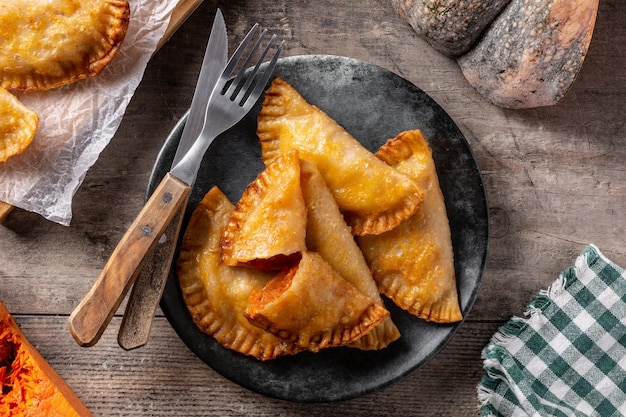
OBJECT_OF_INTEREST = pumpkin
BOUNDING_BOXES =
[391,0,511,56]
[458,0,599,108]
[393,0,599,108]
[0,300,93,417]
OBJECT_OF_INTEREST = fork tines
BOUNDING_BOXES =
[222,24,285,106]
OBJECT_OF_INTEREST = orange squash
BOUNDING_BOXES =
[0,301,93,417]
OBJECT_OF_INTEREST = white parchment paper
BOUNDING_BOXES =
[0,0,179,225]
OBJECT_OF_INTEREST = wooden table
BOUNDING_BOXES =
[1,1,624,415]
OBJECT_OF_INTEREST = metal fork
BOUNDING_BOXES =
[170,28,284,185]
[69,25,284,348]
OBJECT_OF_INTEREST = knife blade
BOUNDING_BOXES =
[68,10,229,347]
[172,10,227,167]
[117,10,228,351]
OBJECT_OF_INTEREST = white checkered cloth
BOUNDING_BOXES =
[478,245,626,417]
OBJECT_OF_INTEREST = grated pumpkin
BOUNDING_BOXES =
[0,301,93,417]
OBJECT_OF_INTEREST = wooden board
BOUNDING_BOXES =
[0,200,12,222]
[159,0,204,51]
[0,0,203,224]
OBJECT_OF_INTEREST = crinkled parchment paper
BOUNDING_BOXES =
[0,0,179,225]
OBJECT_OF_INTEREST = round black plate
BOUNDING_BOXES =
[149,55,489,402]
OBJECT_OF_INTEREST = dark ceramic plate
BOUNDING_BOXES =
[149,55,489,402]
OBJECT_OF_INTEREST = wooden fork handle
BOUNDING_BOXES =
[68,173,190,347]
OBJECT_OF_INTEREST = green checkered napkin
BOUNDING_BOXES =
[478,245,626,417]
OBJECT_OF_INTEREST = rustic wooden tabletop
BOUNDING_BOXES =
[1,0,624,415]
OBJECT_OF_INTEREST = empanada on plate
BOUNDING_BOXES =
[220,150,307,270]
[300,159,399,349]
[358,130,462,323]
[257,77,423,236]
[245,251,389,352]
[0,88,39,162]
[177,186,303,361]
[0,0,130,92]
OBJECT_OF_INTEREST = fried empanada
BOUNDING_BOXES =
[0,87,39,162]
[257,77,423,236]
[0,0,130,92]
[177,186,303,361]
[220,150,307,270]
[358,130,462,323]
[245,251,389,352]
[300,159,400,349]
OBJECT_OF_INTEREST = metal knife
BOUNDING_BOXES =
[116,10,228,351]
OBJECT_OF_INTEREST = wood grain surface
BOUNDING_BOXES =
[1,0,625,415]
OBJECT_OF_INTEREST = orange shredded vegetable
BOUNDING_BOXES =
[0,320,80,417]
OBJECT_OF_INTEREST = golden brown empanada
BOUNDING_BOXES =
[0,0,130,92]
[177,186,303,361]
[220,150,307,270]
[0,87,39,162]
[257,77,423,236]
[244,251,389,352]
[358,130,462,323]
[299,159,400,349]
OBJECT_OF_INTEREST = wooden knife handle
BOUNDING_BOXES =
[68,173,190,347]
[117,195,188,350]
